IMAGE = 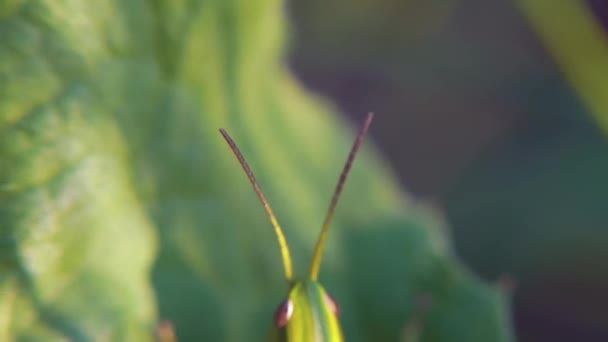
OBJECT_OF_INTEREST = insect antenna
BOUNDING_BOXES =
[309,112,374,280]
[219,129,294,281]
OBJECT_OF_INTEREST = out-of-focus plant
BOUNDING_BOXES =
[0,0,514,340]
[517,0,608,136]
[443,2,608,340]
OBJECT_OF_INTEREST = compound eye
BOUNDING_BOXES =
[273,299,294,328]
[324,293,340,316]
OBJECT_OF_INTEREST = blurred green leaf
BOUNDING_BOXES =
[0,0,514,341]
[0,1,158,340]
[517,0,608,135]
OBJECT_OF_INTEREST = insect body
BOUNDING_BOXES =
[219,113,373,341]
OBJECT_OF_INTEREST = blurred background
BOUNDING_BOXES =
[286,0,608,341]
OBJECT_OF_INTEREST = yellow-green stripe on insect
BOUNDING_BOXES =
[219,113,374,341]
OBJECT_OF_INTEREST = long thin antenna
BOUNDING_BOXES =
[219,129,294,281]
[309,112,374,280]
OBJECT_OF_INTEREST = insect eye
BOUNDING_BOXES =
[324,293,340,316]
[273,299,294,328]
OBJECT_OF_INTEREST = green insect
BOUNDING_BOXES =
[219,113,373,341]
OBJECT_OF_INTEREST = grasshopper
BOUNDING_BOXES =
[219,113,373,341]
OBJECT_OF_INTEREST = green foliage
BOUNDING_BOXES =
[0,0,514,340]
[517,0,608,135]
